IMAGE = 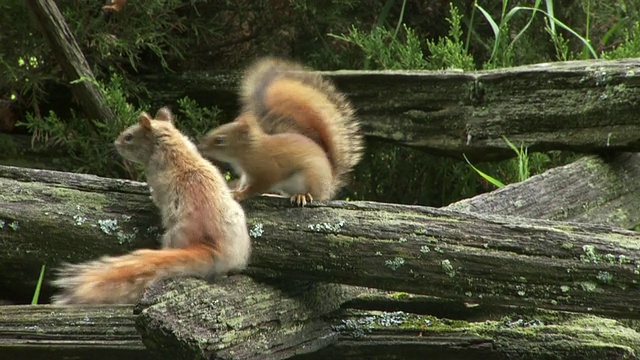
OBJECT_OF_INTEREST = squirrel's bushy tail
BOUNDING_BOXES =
[240,57,364,193]
[51,245,220,304]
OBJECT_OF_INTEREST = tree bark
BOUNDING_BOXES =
[0,304,152,360]
[140,58,640,161]
[0,165,639,319]
[2,302,638,360]
[134,277,355,360]
[291,310,640,360]
[25,0,115,123]
[447,152,640,228]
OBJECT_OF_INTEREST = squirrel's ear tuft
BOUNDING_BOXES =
[155,107,174,123]
[139,112,153,131]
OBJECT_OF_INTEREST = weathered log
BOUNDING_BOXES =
[448,152,640,228]
[1,165,639,318]
[25,0,115,123]
[291,310,640,360]
[134,276,355,360]
[0,276,356,360]
[2,304,637,360]
[140,58,640,161]
[344,153,640,318]
[0,304,152,360]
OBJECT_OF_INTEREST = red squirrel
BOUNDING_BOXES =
[198,57,364,206]
[51,107,251,304]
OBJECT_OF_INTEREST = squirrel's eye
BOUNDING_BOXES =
[213,135,226,146]
[123,133,133,142]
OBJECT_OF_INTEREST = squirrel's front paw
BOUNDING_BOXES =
[290,193,313,207]
[231,190,248,202]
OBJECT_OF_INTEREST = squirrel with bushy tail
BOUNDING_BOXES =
[198,56,364,206]
[51,107,251,304]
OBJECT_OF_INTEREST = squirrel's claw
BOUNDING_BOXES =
[290,193,313,207]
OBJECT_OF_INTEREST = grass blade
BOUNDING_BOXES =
[31,264,46,305]
[463,154,506,188]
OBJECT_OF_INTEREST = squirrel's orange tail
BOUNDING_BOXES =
[51,245,221,304]
[241,57,364,194]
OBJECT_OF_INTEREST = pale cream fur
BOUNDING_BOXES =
[51,107,251,304]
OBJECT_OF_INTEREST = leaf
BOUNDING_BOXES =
[463,154,506,188]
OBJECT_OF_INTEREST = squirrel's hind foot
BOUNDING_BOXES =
[290,193,313,207]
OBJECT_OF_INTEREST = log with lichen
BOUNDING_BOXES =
[2,293,640,360]
[2,156,640,359]
[133,277,356,360]
[139,58,640,161]
[0,164,639,319]
[293,309,640,360]
[0,276,357,360]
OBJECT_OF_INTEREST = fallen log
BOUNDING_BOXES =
[140,58,640,161]
[3,302,638,360]
[448,152,640,228]
[134,276,354,360]
[0,304,152,360]
[292,310,640,360]
[0,165,639,318]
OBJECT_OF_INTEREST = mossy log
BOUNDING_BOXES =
[133,276,355,360]
[2,302,638,360]
[25,0,115,123]
[0,164,639,318]
[0,275,355,360]
[291,310,640,360]
[345,153,640,319]
[140,58,640,161]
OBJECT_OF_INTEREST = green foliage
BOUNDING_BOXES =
[426,3,476,71]
[18,78,225,180]
[0,0,225,113]
[31,264,46,305]
[603,21,640,59]
[17,73,143,179]
[329,25,428,70]
[465,137,535,189]
[476,0,598,68]
[175,96,224,139]
[330,3,476,71]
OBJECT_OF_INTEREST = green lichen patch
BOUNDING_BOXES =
[597,271,614,284]
[390,292,410,300]
[441,259,456,277]
[581,245,599,264]
[385,257,405,270]
[249,223,264,238]
[308,220,345,233]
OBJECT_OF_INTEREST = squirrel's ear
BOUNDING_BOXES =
[236,113,258,127]
[154,107,173,123]
[139,112,153,131]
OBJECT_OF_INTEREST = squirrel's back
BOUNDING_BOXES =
[240,57,364,191]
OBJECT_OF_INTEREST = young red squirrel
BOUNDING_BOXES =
[51,107,251,304]
[198,57,364,206]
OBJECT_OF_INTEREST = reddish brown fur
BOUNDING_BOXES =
[198,57,363,205]
[262,78,336,168]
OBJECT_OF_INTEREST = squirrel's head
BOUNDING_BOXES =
[114,107,183,164]
[197,113,261,164]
